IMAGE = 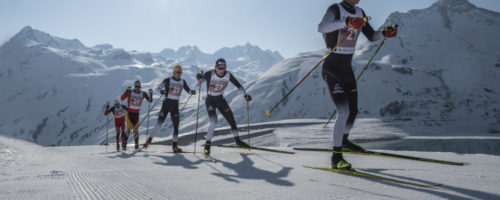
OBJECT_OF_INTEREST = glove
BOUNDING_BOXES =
[244,94,252,101]
[126,86,131,93]
[160,90,166,95]
[106,104,109,109]
[190,90,196,95]
[196,73,203,81]
[346,17,366,30]
[383,25,398,38]
[149,88,153,94]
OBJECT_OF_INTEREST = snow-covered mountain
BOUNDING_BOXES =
[155,43,283,81]
[222,0,500,135]
[0,26,283,146]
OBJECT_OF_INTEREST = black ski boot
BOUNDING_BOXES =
[234,136,250,148]
[204,141,212,155]
[331,147,352,170]
[172,142,182,153]
[122,134,128,151]
[341,134,364,152]
[122,142,127,151]
[116,143,120,152]
[134,138,139,150]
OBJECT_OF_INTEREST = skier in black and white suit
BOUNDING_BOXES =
[144,65,196,153]
[196,58,252,155]
[318,0,398,169]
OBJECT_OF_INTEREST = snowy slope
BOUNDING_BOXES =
[220,0,500,135]
[0,26,283,146]
[1,132,500,200]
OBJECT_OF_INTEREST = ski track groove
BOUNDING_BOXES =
[68,167,205,200]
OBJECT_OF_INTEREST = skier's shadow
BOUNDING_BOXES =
[361,168,500,199]
[106,150,141,159]
[150,154,204,169]
[210,153,294,186]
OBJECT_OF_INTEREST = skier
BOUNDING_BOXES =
[196,58,252,156]
[318,0,397,169]
[143,65,196,152]
[120,80,153,150]
[104,100,128,151]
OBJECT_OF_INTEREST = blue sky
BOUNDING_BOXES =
[1,0,499,58]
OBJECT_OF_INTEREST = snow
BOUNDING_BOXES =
[2,125,500,200]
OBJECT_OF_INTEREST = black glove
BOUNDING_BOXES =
[196,73,203,81]
[106,104,110,110]
[149,88,153,94]
[190,90,196,95]
[160,90,166,95]
[126,86,131,93]
[244,94,252,101]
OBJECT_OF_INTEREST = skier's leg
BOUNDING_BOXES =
[206,103,218,142]
[204,98,217,155]
[171,104,181,152]
[218,99,249,147]
[323,71,349,148]
[323,68,351,170]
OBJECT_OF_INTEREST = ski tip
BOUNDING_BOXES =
[265,110,271,116]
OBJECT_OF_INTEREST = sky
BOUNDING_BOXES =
[1,0,499,58]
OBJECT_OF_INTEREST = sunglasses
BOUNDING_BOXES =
[217,66,226,70]
[174,71,182,74]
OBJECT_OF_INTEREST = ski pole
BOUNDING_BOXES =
[137,96,162,128]
[146,95,151,140]
[322,25,394,129]
[266,30,355,116]
[322,111,336,130]
[246,100,251,150]
[193,71,203,155]
[179,94,193,113]
[106,102,109,151]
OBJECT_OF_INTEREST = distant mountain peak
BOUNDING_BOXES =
[431,0,476,11]
[9,26,84,50]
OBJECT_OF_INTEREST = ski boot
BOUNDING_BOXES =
[122,142,127,151]
[172,142,182,153]
[143,137,152,149]
[234,136,250,148]
[204,141,212,155]
[331,147,352,170]
[116,143,120,152]
[134,138,139,150]
[341,134,364,152]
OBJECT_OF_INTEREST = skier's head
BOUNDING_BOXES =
[134,80,141,93]
[343,0,359,6]
[214,58,226,76]
[173,65,182,79]
[114,99,120,108]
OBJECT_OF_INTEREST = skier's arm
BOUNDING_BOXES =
[121,105,128,111]
[361,10,384,41]
[229,73,246,95]
[318,5,346,33]
[143,91,152,103]
[156,78,168,94]
[120,87,131,101]
[182,79,192,92]
[105,107,115,116]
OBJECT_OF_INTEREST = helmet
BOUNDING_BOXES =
[114,99,120,105]
[173,65,182,73]
[134,80,141,88]
[215,58,226,67]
